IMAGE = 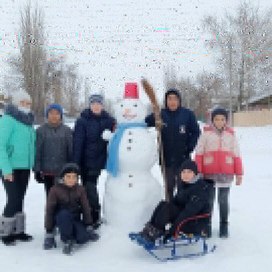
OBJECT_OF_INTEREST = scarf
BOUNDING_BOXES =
[106,122,147,177]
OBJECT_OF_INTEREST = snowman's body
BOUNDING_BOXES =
[103,92,162,231]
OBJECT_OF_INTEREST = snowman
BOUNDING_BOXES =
[102,82,162,232]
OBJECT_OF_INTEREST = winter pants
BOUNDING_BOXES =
[210,187,230,224]
[165,166,179,201]
[150,201,206,235]
[55,209,89,244]
[2,170,30,217]
[81,169,101,223]
[43,175,55,197]
[150,201,180,231]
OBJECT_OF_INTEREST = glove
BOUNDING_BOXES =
[102,129,113,141]
[43,232,56,250]
[35,171,44,183]
[86,226,100,242]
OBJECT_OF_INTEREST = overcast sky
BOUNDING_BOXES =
[0,0,271,100]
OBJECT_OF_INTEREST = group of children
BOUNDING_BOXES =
[0,91,112,255]
[136,107,243,246]
[0,87,243,255]
[46,105,243,252]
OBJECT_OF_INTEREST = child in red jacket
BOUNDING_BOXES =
[195,108,243,238]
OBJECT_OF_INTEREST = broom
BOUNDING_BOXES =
[141,78,169,202]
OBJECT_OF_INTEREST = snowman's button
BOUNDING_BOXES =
[128,139,133,143]
[128,183,133,188]
[127,146,131,151]
[128,131,133,135]
[129,174,133,178]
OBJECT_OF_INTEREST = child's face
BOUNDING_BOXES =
[63,173,78,187]
[90,102,103,115]
[19,99,32,109]
[180,169,196,183]
[48,109,61,125]
[213,114,227,130]
[166,94,180,111]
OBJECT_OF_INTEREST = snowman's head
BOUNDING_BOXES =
[114,98,147,123]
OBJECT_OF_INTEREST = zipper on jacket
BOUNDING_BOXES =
[218,132,223,174]
[28,127,33,168]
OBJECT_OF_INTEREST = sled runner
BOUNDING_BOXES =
[129,214,216,262]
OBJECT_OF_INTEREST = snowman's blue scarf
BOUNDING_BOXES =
[106,122,147,177]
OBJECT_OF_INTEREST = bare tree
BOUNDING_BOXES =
[62,64,81,116]
[203,2,272,110]
[4,3,83,120]
[45,56,66,105]
[195,72,224,120]
[164,70,224,121]
[19,2,47,117]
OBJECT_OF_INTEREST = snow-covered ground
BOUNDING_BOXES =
[1,125,272,271]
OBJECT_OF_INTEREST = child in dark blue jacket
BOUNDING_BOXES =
[73,94,115,228]
[145,89,200,200]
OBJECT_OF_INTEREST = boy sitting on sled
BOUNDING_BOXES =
[44,163,99,254]
[137,159,213,246]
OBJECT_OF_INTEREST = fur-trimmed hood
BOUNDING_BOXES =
[5,104,34,126]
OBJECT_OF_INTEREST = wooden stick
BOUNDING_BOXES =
[141,78,169,202]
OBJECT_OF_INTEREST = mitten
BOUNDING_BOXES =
[102,129,113,141]
[35,172,44,183]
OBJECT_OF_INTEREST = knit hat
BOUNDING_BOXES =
[89,94,104,105]
[46,103,63,119]
[164,88,181,108]
[12,89,31,106]
[59,163,80,178]
[211,107,228,121]
[179,159,198,175]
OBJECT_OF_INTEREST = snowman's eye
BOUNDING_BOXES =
[133,104,138,107]
[120,104,123,107]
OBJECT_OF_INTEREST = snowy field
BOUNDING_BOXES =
[1,125,272,271]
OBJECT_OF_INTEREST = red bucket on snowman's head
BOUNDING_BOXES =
[124,82,139,99]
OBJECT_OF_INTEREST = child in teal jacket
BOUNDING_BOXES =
[0,89,35,246]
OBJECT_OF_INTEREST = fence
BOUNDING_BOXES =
[233,109,272,127]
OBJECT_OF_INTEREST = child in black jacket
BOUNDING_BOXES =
[138,160,213,245]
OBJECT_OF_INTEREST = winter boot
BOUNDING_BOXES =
[2,235,16,246]
[63,240,74,255]
[92,209,102,230]
[219,222,229,238]
[139,222,163,244]
[0,216,16,246]
[206,222,212,238]
[86,226,100,242]
[13,213,33,242]
[43,232,57,250]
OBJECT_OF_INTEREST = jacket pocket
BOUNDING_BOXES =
[6,145,14,158]
[225,155,234,165]
[203,154,213,165]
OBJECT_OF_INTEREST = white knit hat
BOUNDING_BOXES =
[12,89,32,106]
